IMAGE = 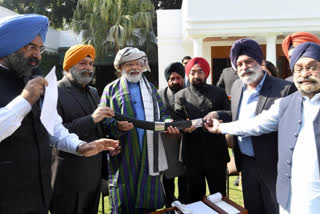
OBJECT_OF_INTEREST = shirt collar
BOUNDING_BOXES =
[302,93,320,104]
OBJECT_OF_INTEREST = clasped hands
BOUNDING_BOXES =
[203,111,222,134]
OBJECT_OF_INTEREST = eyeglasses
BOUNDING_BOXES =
[24,43,46,54]
[294,64,320,74]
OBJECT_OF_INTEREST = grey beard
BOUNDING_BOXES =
[69,68,94,86]
[6,52,40,78]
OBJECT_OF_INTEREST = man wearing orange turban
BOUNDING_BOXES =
[282,32,320,81]
[174,57,231,203]
[51,44,117,214]
[282,32,320,60]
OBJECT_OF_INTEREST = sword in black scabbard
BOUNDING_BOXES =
[113,112,205,131]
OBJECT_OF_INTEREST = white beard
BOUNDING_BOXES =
[122,70,142,83]
[239,65,263,85]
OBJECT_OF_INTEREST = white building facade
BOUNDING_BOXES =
[157,0,320,89]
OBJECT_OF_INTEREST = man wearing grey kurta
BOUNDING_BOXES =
[159,62,186,206]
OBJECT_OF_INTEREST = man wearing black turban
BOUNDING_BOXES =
[159,62,186,207]
[205,42,320,214]
[205,38,296,214]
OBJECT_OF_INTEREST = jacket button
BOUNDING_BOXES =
[294,133,298,137]
[289,146,294,151]
[287,160,292,165]
[298,120,302,124]
[286,173,291,178]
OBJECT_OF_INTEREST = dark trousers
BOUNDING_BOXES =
[163,175,187,207]
[240,155,279,214]
[185,164,226,204]
[50,184,101,214]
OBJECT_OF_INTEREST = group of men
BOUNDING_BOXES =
[1,12,320,214]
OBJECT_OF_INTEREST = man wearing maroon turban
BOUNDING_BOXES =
[174,57,231,203]
[204,38,296,214]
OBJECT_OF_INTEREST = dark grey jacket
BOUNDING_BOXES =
[216,67,239,96]
[175,84,230,167]
[277,91,320,208]
[159,86,185,178]
[54,77,105,192]
[219,74,296,196]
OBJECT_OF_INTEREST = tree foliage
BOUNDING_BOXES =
[0,0,78,29]
[72,0,156,59]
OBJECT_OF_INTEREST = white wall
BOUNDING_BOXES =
[157,9,185,89]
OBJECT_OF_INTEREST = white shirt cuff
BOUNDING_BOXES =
[7,96,32,119]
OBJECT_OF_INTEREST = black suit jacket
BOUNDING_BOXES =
[175,84,230,167]
[53,77,105,192]
[219,74,296,189]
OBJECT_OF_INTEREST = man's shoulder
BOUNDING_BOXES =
[102,78,122,92]
[88,85,98,95]
[158,87,168,97]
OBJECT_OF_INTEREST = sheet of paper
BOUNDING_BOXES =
[40,66,58,135]
[185,201,218,214]
[215,201,240,214]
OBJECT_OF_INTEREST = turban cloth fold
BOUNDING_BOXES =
[289,42,320,71]
[164,62,185,82]
[185,57,210,78]
[63,44,96,71]
[0,14,48,58]
[282,32,320,60]
[230,38,263,70]
[114,47,150,72]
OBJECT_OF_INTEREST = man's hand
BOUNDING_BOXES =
[91,106,114,123]
[183,118,197,133]
[203,111,218,127]
[110,145,121,156]
[21,77,48,105]
[117,121,134,131]
[77,139,119,157]
[204,119,222,134]
[164,126,180,135]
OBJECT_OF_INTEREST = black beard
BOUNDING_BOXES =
[191,79,205,89]
[169,84,183,92]
[6,52,40,77]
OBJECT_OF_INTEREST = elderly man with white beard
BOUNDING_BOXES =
[100,47,179,214]
[204,38,296,214]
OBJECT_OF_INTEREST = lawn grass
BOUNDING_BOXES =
[98,175,244,213]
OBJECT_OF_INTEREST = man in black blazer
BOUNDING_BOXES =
[175,57,230,203]
[51,45,118,214]
[205,39,296,214]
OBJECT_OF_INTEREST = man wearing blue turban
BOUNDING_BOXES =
[205,38,296,214]
[0,14,119,213]
[205,42,320,214]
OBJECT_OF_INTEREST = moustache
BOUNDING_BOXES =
[296,76,320,84]
[27,57,40,66]
[240,68,255,76]
[80,70,94,76]
[129,70,141,75]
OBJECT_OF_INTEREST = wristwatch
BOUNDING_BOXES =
[76,141,86,156]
